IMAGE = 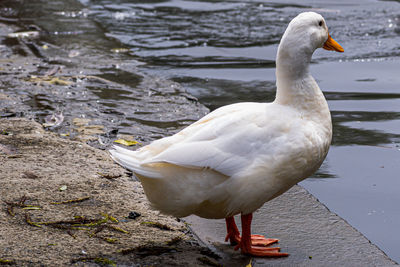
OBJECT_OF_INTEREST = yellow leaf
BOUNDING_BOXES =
[22,206,41,210]
[246,259,252,267]
[114,139,140,146]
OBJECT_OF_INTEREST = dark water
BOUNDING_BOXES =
[1,0,400,263]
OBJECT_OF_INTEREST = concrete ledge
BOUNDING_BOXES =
[186,185,398,266]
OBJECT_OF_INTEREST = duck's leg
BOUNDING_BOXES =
[235,213,289,257]
[225,216,241,245]
[225,216,279,247]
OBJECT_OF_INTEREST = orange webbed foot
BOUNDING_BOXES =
[248,235,279,247]
[225,217,279,247]
[226,234,279,247]
[236,213,289,257]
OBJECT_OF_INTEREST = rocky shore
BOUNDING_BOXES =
[0,118,224,266]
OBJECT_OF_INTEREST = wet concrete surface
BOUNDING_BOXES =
[186,185,398,266]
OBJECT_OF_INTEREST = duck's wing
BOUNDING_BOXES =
[111,103,268,177]
[133,102,286,178]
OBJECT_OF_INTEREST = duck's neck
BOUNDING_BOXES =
[274,43,325,113]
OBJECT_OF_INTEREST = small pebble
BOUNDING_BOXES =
[128,211,141,220]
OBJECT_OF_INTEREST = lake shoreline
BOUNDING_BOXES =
[0,14,397,266]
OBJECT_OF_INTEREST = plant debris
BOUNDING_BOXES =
[22,206,41,210]
[104,213,118,223]
[5,195,41,216]
[0,258,15,265]
[141,221,173,231]
[25,213,42,228]
[6,155,23,159]
[106,224,129,234]
[27,76,72,86]
[22,171,39,179]
[70,256,116,266]
[6,205,14,217]
[113,139,140,146]
[97,172,122,179]
[50,196,90,205]
[22,213,129,238]
[39,215,105,227]
[90,225,106,236]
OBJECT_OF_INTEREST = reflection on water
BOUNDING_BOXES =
[1,0,400,263]
[173,77,276,110]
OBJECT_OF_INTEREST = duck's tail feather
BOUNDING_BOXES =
[109,145,162,178]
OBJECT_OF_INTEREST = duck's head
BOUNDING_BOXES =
[275,12,343,103]
[278,12,343,58]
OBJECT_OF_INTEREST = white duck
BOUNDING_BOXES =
[110,12,343,257]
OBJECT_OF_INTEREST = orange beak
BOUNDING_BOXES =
[323,33,344,52]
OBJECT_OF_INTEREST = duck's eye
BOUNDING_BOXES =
[318,20,323,27]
